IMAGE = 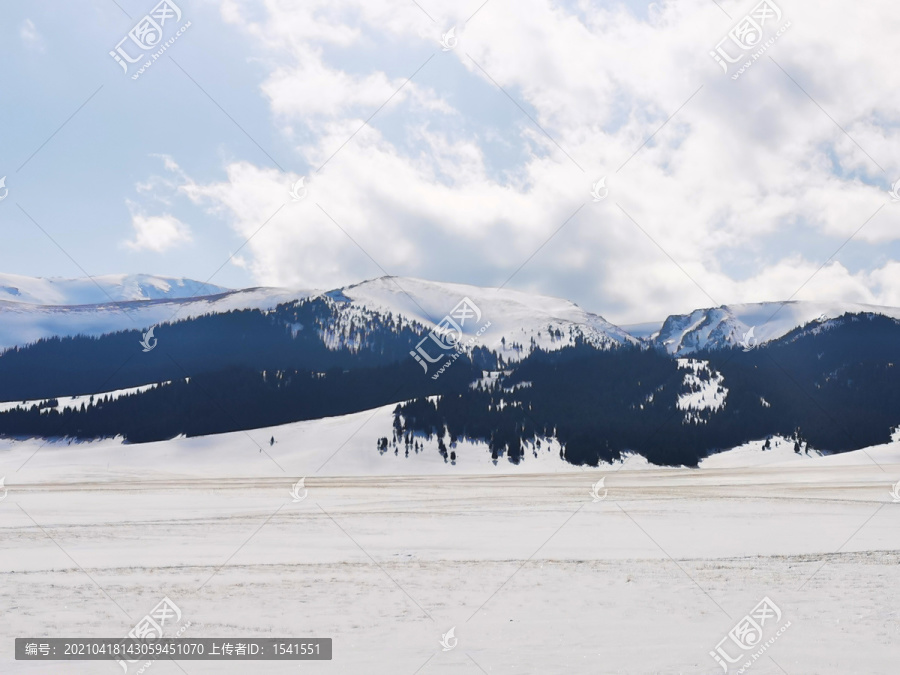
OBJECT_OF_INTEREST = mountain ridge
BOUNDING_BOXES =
[0,275,898,465]
[0,272,233,306]
[3,273,900,356]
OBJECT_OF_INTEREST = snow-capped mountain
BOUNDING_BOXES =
[1,273,899,467]
[0,274,639,404]
[330,276,637,361]
[0,273,231,306]
[0,284,313,351]
[651,301,900,355]
[4,273,900,361]
[0,275,636,357]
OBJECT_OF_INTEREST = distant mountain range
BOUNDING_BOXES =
[0,272,231,306]
[1,273,897,466]
[3,273,897,353]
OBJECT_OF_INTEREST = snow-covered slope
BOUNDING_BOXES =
[698,435,821,468]
[0,402,589,478]
[0,273,231,305]
[0,381,177,414]
[0,398,667,479]
[3,398,899,479]
[0,285,315,351]
[675,358,728,424]
[653,300,900,355]
[332,276,637,361]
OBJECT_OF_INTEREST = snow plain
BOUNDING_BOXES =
[1,408,899,675]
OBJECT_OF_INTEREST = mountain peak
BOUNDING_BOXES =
[335,276,637,359]
[652,300,900,355]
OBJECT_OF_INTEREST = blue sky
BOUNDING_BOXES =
[2,0,899,322]
[2,0,282,290]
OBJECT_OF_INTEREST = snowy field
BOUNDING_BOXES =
[2,413,899,674]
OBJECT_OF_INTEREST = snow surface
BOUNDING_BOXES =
[0,402,659,482]
[1,410,898,674]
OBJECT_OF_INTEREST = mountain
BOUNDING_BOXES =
[651,300,900,355]
[3,273,897,359]
[0,275,639,404]
[332,276,637,360]
[0,275,635,357]
[0,277,312,351]
[0,274,898,468]
[393,311,900,466]
[0,273,231,305]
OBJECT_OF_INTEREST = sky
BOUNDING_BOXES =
[1,0,899,324]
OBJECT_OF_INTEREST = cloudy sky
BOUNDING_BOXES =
[1,0,899,323]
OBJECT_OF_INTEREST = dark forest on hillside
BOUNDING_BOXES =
[1,311,898,465]
[394,315,900,466]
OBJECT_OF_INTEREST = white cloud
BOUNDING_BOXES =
[20,19,45,51]
[123,202,193,253]
[166,0,900,322]
[260,51,425,120]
